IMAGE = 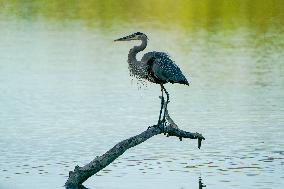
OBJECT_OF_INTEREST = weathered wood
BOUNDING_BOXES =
[65,122,204,188]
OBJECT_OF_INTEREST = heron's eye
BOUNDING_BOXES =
[135,32,143,35]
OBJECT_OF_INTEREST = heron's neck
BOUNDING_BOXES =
[128,38,147,63]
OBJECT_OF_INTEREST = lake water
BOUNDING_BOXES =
[0,1,284,189]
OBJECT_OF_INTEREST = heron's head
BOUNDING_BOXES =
[114,32,148,42]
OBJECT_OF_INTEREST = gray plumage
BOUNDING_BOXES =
[142,51,188,85]
[114,32,189,86]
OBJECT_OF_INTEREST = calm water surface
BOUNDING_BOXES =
[0,1,284,189]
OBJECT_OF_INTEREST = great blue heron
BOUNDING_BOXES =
[114,32,189,125]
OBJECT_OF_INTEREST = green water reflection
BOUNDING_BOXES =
[1,0,283,31]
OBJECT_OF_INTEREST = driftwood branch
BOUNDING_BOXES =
[65,97,205,188]
[65,125,204,187]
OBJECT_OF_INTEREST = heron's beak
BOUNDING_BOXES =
[114,37,127,42]
[114,34,136,42]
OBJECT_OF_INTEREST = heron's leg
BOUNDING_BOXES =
[162,85,169,122]
[147,85,164,131]
[158,84,164,124]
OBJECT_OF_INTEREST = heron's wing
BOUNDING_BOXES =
[146,52,189,85]
[141,51,157,63]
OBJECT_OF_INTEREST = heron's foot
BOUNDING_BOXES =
[148,122,165,132]
[157,119,164,126]
[158,119,167,132]
[147,124,160,130]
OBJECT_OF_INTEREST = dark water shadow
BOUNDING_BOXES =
[65,176,206,189]
[65,184,91,189]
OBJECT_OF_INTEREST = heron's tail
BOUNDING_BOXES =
[179,79,189,86]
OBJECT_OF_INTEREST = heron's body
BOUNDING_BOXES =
[124,33,189,86]
[114,32,189,124]
[141,51,189,85]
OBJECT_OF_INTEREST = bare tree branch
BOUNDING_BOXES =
[65,122,204,188]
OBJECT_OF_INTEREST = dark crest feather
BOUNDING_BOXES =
[135,32,143,35]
